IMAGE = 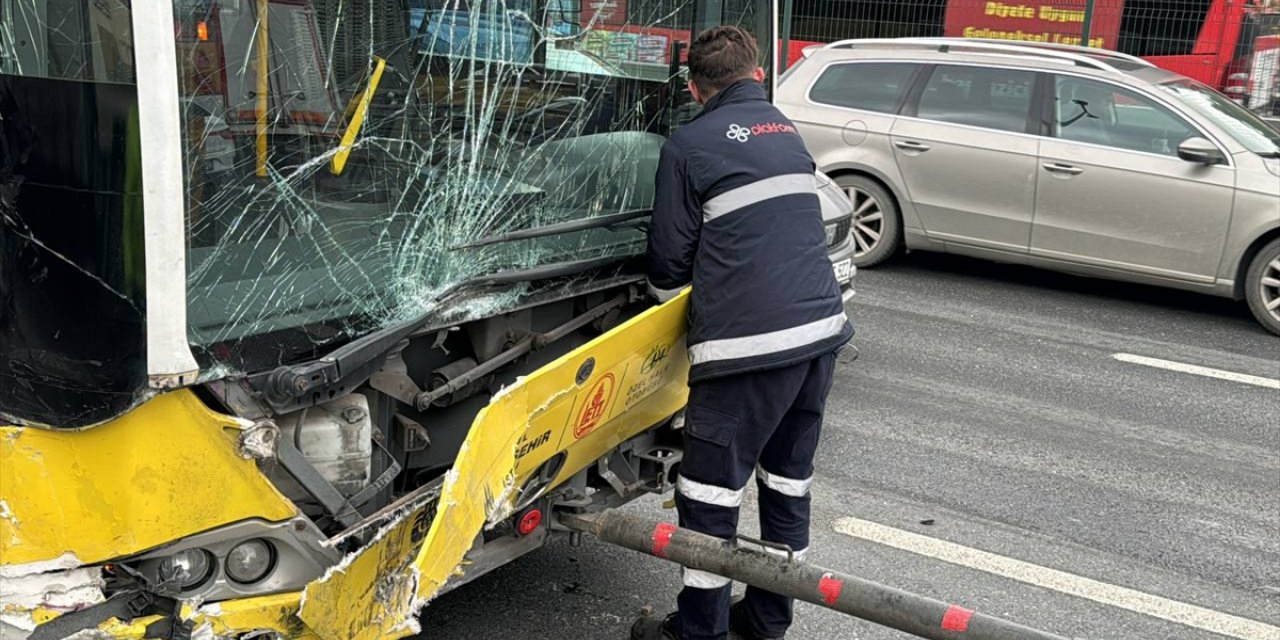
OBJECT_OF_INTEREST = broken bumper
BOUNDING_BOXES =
[3,292,692,640]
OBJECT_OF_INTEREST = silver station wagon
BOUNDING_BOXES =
[778,38,1280,335]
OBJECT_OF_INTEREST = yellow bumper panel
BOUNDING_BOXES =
[194,593,319,639]
[0,390,296,567]
[299,292,691,640]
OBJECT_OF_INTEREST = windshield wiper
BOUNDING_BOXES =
[249,254,635,410]
[431,254,632,301]
[449,209,650,250]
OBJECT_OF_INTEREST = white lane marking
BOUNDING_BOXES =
[834,517,1280,640]
[1113,353,1280,391]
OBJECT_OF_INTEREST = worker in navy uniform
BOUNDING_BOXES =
[632,25,853,640]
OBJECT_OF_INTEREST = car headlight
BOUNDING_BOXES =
[225,539,276,584]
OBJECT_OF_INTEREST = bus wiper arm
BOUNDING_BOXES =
[450,209,650,250]
[252,254,635,408]
[428,254,633,302]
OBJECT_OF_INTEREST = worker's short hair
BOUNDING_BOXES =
[687,26,760,95]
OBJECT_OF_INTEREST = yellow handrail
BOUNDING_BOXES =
[330,56,387,176]
[254,0,270,178]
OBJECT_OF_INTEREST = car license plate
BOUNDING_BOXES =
[833,259,853,283]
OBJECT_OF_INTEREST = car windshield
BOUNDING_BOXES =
[1154,78,1280,156]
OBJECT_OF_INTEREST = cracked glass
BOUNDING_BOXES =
[0,0,145,427]
[178,0,768,375]
[0,0,770,426]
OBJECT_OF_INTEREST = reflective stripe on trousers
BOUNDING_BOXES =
[756,465,813,498]
[674,354,836,640]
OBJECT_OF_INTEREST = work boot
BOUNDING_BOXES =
[630,611,678,640]
[729,598,785,640]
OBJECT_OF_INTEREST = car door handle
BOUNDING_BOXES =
[893,140,931,152]
[1042,163,1084,176]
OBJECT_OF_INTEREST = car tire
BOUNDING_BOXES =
[1244,238,1280,336]
[835,174,901,268]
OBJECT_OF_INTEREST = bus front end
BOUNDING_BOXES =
[0,0,772,637]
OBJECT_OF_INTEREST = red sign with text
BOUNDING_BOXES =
[581,0,627,25]
[944,1,1126,50]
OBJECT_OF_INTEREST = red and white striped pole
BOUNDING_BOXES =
[560,510,1071,640]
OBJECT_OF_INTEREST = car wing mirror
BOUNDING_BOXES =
[1177,137,1227,165]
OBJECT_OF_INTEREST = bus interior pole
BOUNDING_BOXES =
[1081,0,1097,47]
[255,0,270,178]
[779,0,794,73]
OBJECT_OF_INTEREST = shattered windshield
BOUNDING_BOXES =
[0,0,768,426]
[177,0,769,373]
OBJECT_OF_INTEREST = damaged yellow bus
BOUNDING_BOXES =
[0,1,853,638]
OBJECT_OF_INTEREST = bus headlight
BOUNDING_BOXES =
[225,539,276,584]
[158,548,215,590]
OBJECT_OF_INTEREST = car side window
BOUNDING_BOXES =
[1053,76,1201,156]
[808,63,919,114]
[915,65,1036,134]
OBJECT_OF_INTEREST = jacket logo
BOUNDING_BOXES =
[727,122,798,143]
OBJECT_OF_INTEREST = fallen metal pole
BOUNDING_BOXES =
[560,510,1071,640]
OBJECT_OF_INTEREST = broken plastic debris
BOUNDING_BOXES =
[237,420,280,460]
[0,554,85,580]
[0,556,104,637]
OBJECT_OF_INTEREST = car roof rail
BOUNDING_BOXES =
[821,38,1152,73]
[954,38,1156,68]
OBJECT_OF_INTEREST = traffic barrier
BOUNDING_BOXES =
[560,510,1072,640]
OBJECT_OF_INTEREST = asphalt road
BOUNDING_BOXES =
[418,252,1280,640]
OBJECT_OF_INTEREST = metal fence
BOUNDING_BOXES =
[779,0,1280,116]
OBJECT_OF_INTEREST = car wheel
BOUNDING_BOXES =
[835,174,901,268]
[1245,238,1280,336]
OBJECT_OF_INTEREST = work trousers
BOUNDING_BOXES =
[673,353,837,640]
